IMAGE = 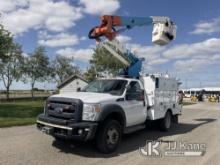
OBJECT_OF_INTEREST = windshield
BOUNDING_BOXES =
[82,79,127,96]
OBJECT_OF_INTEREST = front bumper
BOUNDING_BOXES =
[36,114,98,141]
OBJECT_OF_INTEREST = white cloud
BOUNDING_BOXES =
[0,0,122,36]
[0,0,16,12]
[0,0,83,35]
[54,38,169,68]
[164,38,220,73]
[116,35,132,43]
[56,47,93,62]
[163,38,220,59]
[0,0,28,12]
[191,18,220,35]
[150,58,169,65]
[55,41,169,67]
[38,31,80,47]
[121,37,220,73]
[163,44,188,59]
[127,43,168,65]
[79,0,120,15]
[174,58,217,73]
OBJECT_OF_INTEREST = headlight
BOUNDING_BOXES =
[82,103,101,121]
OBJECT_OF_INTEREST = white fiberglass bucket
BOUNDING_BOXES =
[152,22,177,46]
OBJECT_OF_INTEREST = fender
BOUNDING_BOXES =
[97,104,126,128]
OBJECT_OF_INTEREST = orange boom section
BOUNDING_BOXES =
[88,15,122,41]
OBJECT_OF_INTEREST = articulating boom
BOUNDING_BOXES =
[88,15,177,78]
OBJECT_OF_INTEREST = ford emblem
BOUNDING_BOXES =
[55,107,63,113]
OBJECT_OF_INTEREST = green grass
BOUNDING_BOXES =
[0,99,195,128]
[0,100,44,127]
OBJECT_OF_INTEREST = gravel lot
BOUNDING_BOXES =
[0,102,219,165]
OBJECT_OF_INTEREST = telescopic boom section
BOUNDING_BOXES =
[88,15,153,41]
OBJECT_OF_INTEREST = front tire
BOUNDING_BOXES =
[160,111,172,131]
[96,120,122,153]
[172,115,178,124]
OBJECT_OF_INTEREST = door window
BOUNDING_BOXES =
[126,81,141,100]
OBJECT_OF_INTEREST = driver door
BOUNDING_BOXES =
[121,81,146,126]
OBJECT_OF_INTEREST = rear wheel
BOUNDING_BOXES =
[96,120,122,153]
[160,111,172,131]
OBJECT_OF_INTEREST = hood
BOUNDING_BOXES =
[51,92,121,103]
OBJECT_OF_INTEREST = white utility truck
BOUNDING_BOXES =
[37,75,181,153]
[37,15,181,153]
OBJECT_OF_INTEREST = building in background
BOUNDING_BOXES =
[57,75,88,94]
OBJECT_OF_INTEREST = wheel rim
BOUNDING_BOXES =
[106,127,119,145]
[165,113,171,128]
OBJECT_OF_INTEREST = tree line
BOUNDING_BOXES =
[0,25,80,100]
[0,24,124,100]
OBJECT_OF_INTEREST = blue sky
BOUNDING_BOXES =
[1,0,220,90]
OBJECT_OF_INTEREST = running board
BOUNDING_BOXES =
[124,124,145,134]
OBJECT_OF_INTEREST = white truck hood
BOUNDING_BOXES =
[51,92,121,103]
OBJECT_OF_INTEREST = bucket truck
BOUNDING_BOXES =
[36,15,181,154]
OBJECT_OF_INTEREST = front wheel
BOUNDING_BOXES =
[96,120,122,153]
[160,111,172,131]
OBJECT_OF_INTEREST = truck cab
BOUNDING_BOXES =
[37,76,181,153]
